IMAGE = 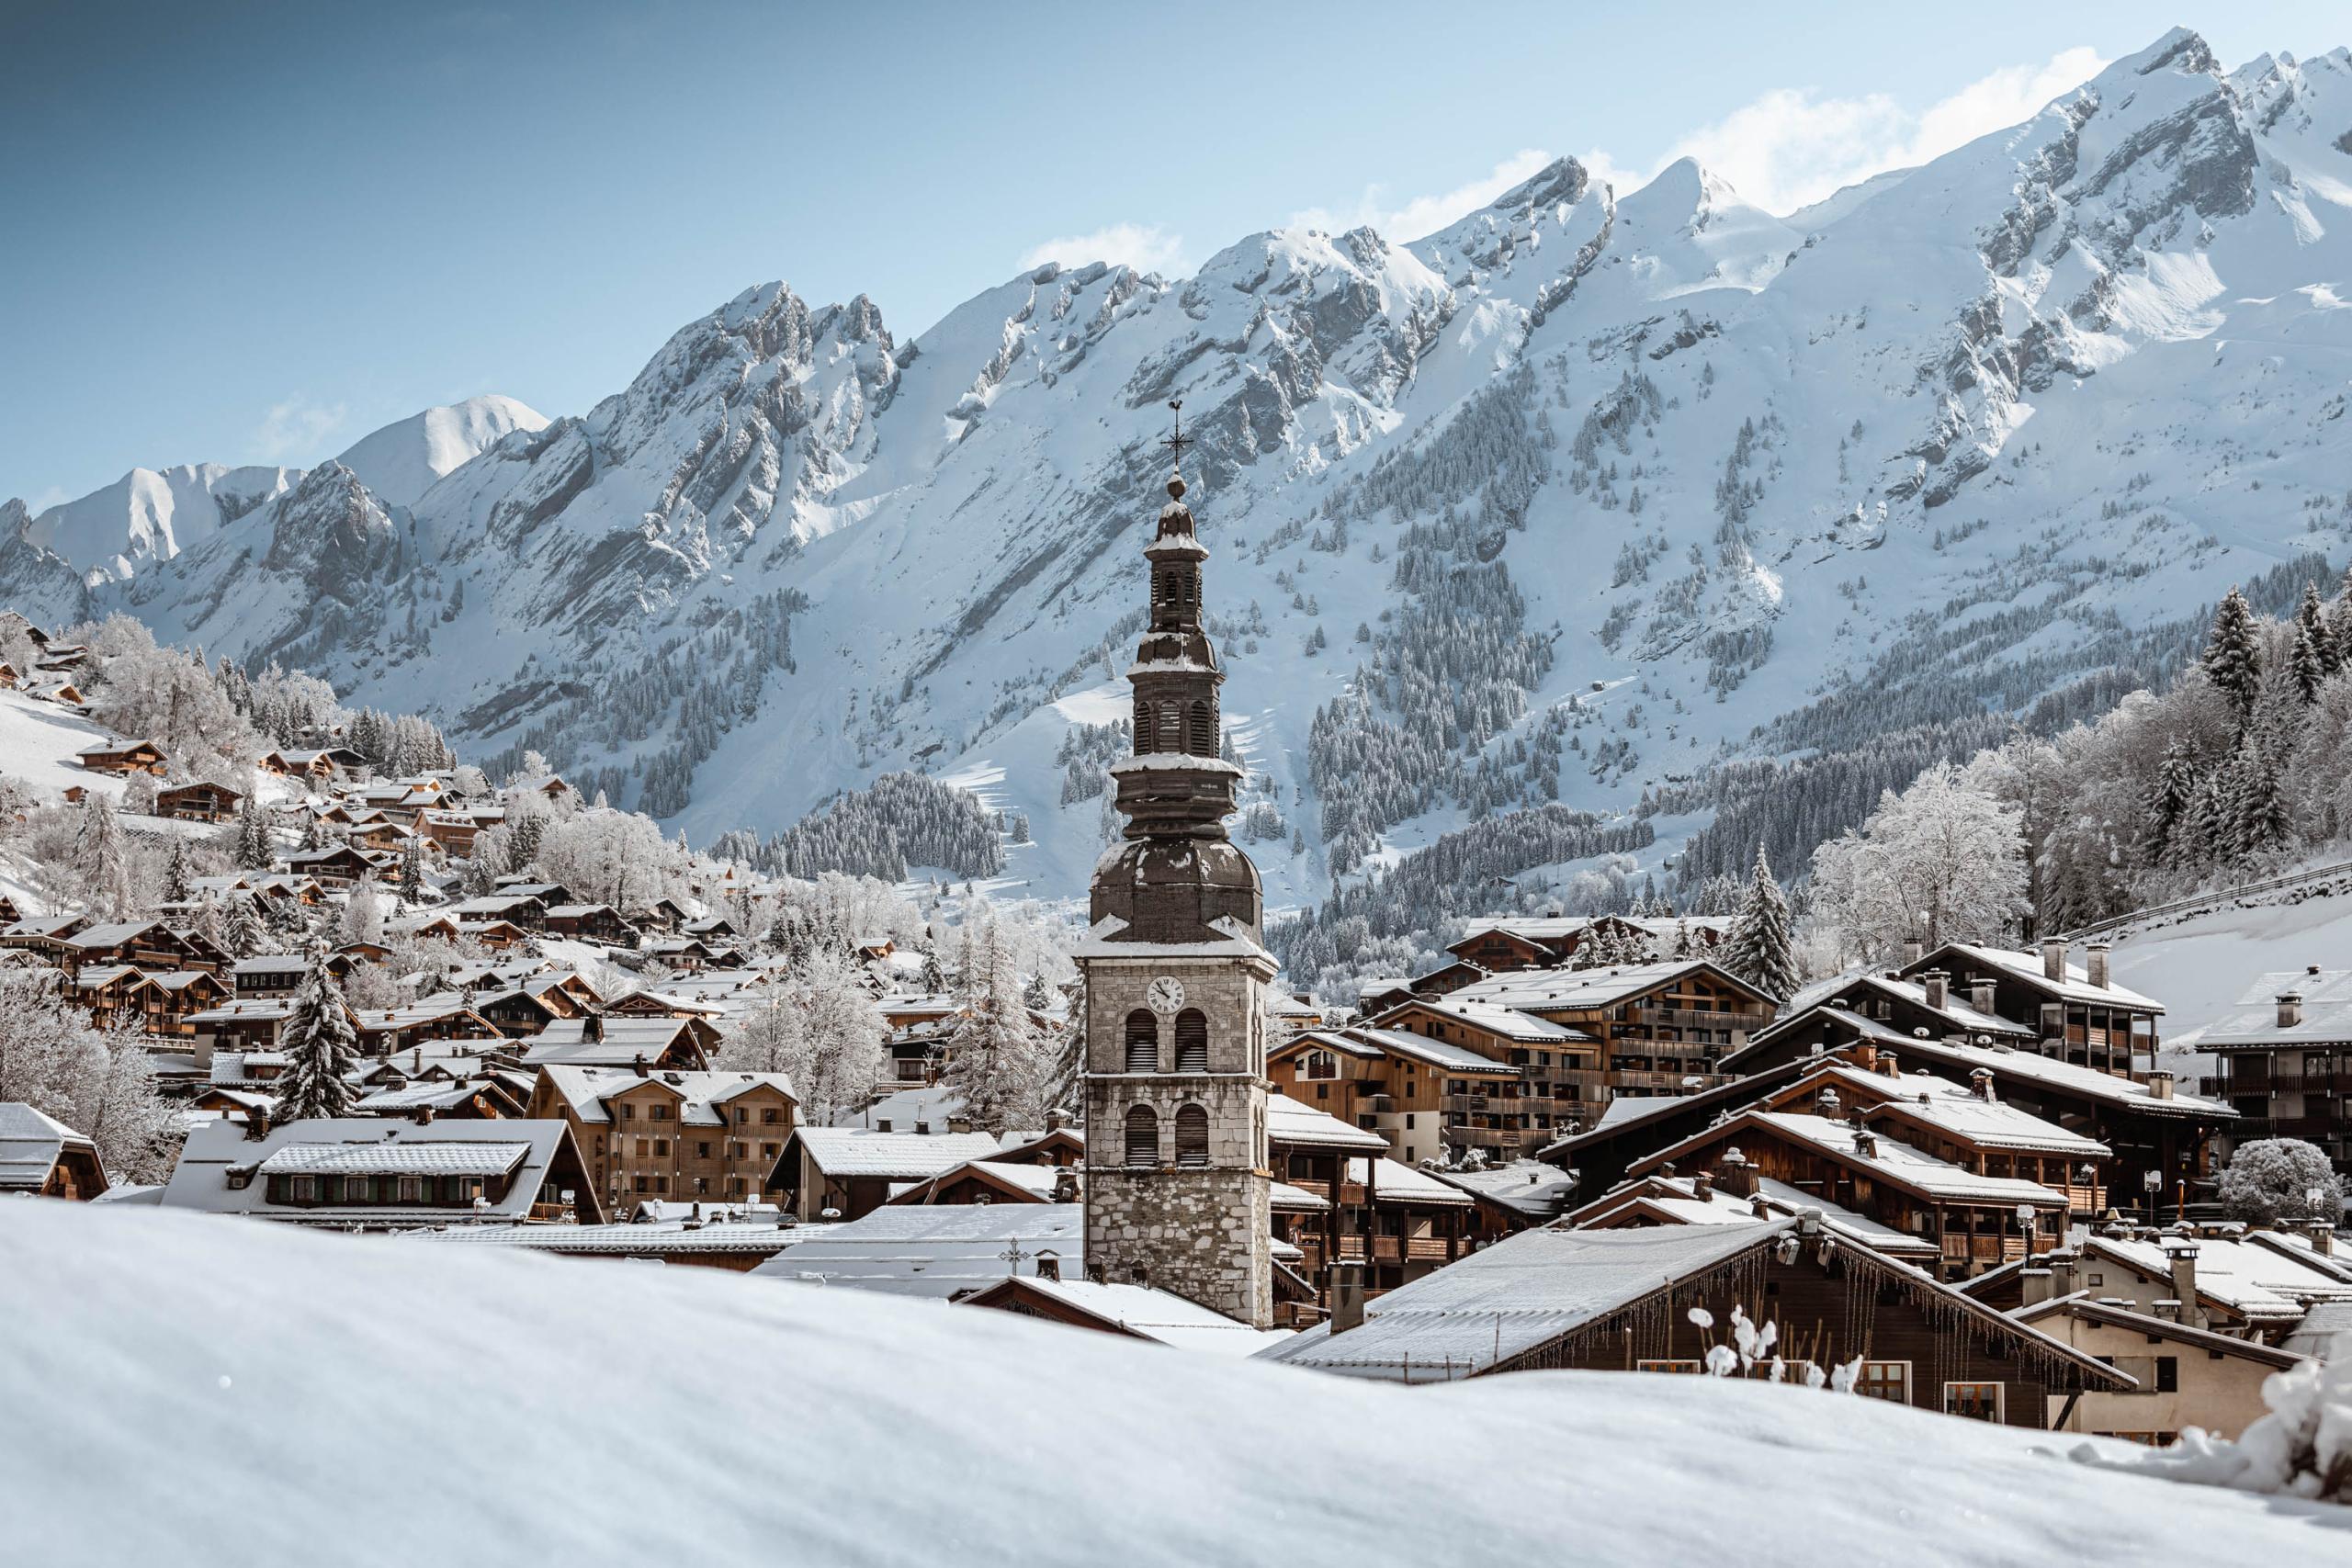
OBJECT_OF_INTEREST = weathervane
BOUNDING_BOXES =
[1162,397,1191,470]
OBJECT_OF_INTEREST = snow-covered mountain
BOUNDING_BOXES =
[327,394,548,509]
[7,395,544,582]
[8,30,2352,918]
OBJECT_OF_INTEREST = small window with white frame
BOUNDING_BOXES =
[1943,1381,2004,1422]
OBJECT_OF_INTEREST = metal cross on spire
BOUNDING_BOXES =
[1161,398,1191,469]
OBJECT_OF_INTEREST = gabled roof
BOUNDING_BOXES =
[1449,957,1770,1014]
[161,1116,592,1224]
[1776,1062,2110,1156]
[2014,1293,2308,1367]
[1423,1159,1579,1224]
[786,1128,1005,1181]
[750,1201,1083,1299]
[1633,1107,2070,1208]
[539,1065,796,1127]
[1306,1026,1524,1075]
[0,1102,100,1190]
[1566,1171,1936,1259]
[1265,1092,1388,1153]
[1258,1217,2129,1388]
[2199,965,2352,1048]
[1369,994,1589,1044]
[1908,943,2164,1013]
[958,1276,1294,1356]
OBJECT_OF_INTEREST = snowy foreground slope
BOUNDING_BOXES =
[2,1203,2341,1568]
[9,31,2352,912]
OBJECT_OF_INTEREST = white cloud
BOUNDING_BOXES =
[251,395,349,463]
[1018,223,1188,276]
[1289,149,1556,242]
[1596,45,2109,217]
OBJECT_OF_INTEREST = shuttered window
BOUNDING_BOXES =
[1175,1104,1209,1168]
[1124,1105,1159,1168]
[1125,1010,1159,1072]
[1174,1009,1208,1072]
[1188,701,1215,756]
[1158,705,1182,752]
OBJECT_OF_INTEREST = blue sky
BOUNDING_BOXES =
[3,2,2342,505]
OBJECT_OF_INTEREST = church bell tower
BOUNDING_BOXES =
[1077,405,1275,1328]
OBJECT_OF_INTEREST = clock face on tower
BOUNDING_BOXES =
[1146,976,1185,1016]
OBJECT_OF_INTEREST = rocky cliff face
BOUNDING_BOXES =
[10,29,2352,909]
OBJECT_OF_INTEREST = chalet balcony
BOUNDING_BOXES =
[2056,1183,2107,1213]
[1940,1234,2030,1265]
[1625,1005,1767,1031]
[1283,1179,1368,1206]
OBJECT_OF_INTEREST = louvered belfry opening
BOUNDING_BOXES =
[1174,1104,1210,1168]
[1124,1010,1159,1072]
[1124,1104,1159,1168]
[1188,699,1215,756]
[1173,1008,1208,1073]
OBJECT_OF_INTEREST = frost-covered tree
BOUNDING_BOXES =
[2217,1138,2344,1227]
[1722,847,1798,999]
[715,972,805,1077]
[73,793,134,920]
[276,942,360,1122]
[2202,586,2263,722]
[1809,762,2026,963]
[939,920,1046,1134]
[163,837,191,906]
[341,876,383,947]
[233,791,274,869]
[222,895,270,959]
[793,947,886,1124]
[0,968,178,1182]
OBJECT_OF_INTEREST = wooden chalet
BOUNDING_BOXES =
[263,746,368,782]
[74,737,167,776]
[232,953,350,999]
[519,1014,717,1072]
[1618,1061,2099,1278]
[62,920,227,975]
[2014,1290,2310,1443]
[159,1116,605,1228]
[4,913,92,961]
[448,893,548,932]
[773,1127,1009,1221]
[1962,1223,2352,1343]
[1272,1026,1521,1169]
[2191,965,2352,1175]
[0,1102,109,1199]
[1443,913,1729,974]
[540,903,632,944]
[1260,1215,2134,1427]
[153,780,243,822]
[886,1156,1080,1206]
[1897,941,2163,1073]
[283,844,375,886]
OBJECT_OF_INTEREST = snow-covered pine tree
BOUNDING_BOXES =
[276,942,360,1122]
[342,876,383,947]
[938,922,1045,1134]
[74,793,133,920]
[2290,621,2324,704]
[2297,581,2339,677]
[223,894,269,958]
[233,791,273,869]
[2202,585,2263,722]
[163,836,190,905]
[398,839,424,908]
[1723,846,1798,999]
[2143,738,2199,867]
[300,811,325,852]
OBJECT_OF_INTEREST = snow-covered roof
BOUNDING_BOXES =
[967,1277,1294,1356]
[0,1101,96,1190]
[1265,1092,1389,1152]
[1374,993,1588,1044]
[2014,1293,2307,1367]
[1332,1025,1527,1073]
[1423,1159,1578,1223]
[1795,1062,2111,1156]
[1356,1156,1475,1206]
[256,1141,532,1178]
[2199,965,2352,1047]
[1735,1111,2071,1207]
[161,1117,579,1224]
[1823,1026,2233,1120]
[1923,944,2165,1013]
[897,1158,1067,1203]
[788,1128,1005,1180]
[751,1202,1085,1300]
[1449,957,1755,1013]
[1569,1171,1934,1258]
[404,1219,806,1258]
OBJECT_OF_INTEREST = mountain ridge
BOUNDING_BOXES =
[7,29,2350,924]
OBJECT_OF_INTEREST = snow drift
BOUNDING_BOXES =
[1,1201,2345,1566]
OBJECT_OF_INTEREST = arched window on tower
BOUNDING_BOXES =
[1124,1010,1159,1073]
[1174,1104,1209,1168]
[1132,694,1149,744]
[1174,1009,1208,1073]
[1124,1104,1159,1168]
[1188,700,1214,756]
[1158,705,1182,752]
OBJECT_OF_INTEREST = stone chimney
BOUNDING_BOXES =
[2145,1071,2174,1101]
[1051,1166,1080,1204]
[1330,1261,1366,1335]
[2278,993,2304,1030]
[2166,1242,2204,1330]
[1046,1107,1074,1133]
[1690,1170,1713,1204]
[948,1115,974,1136]
[409,1103,435,1125]
[1814,1087,1841,1120]
[2041,939,2066,983]
[1922,970,1950,1011]
[2086,943,2110,989]
[1970,978,1998,1016]
[2020,1267,2053,1306]
[1718,1149,1760,1200]
[1969,1067,1996,1102]
[583,1010,603,1042]
[244,1105,272,1142]
[1852,1043,1879,1074]
[1878,1050,1900,1079]
[1902,936,1925,966]
[2308,1219,2336,1258]
[631,1052,648,1077]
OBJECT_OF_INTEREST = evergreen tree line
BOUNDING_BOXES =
[742,772,1008,883]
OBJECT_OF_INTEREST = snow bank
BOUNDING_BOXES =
[2082,1347,2352,1503]
[2,1202,2345,1566]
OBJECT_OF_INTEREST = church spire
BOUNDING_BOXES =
[1091,403,1261,945]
